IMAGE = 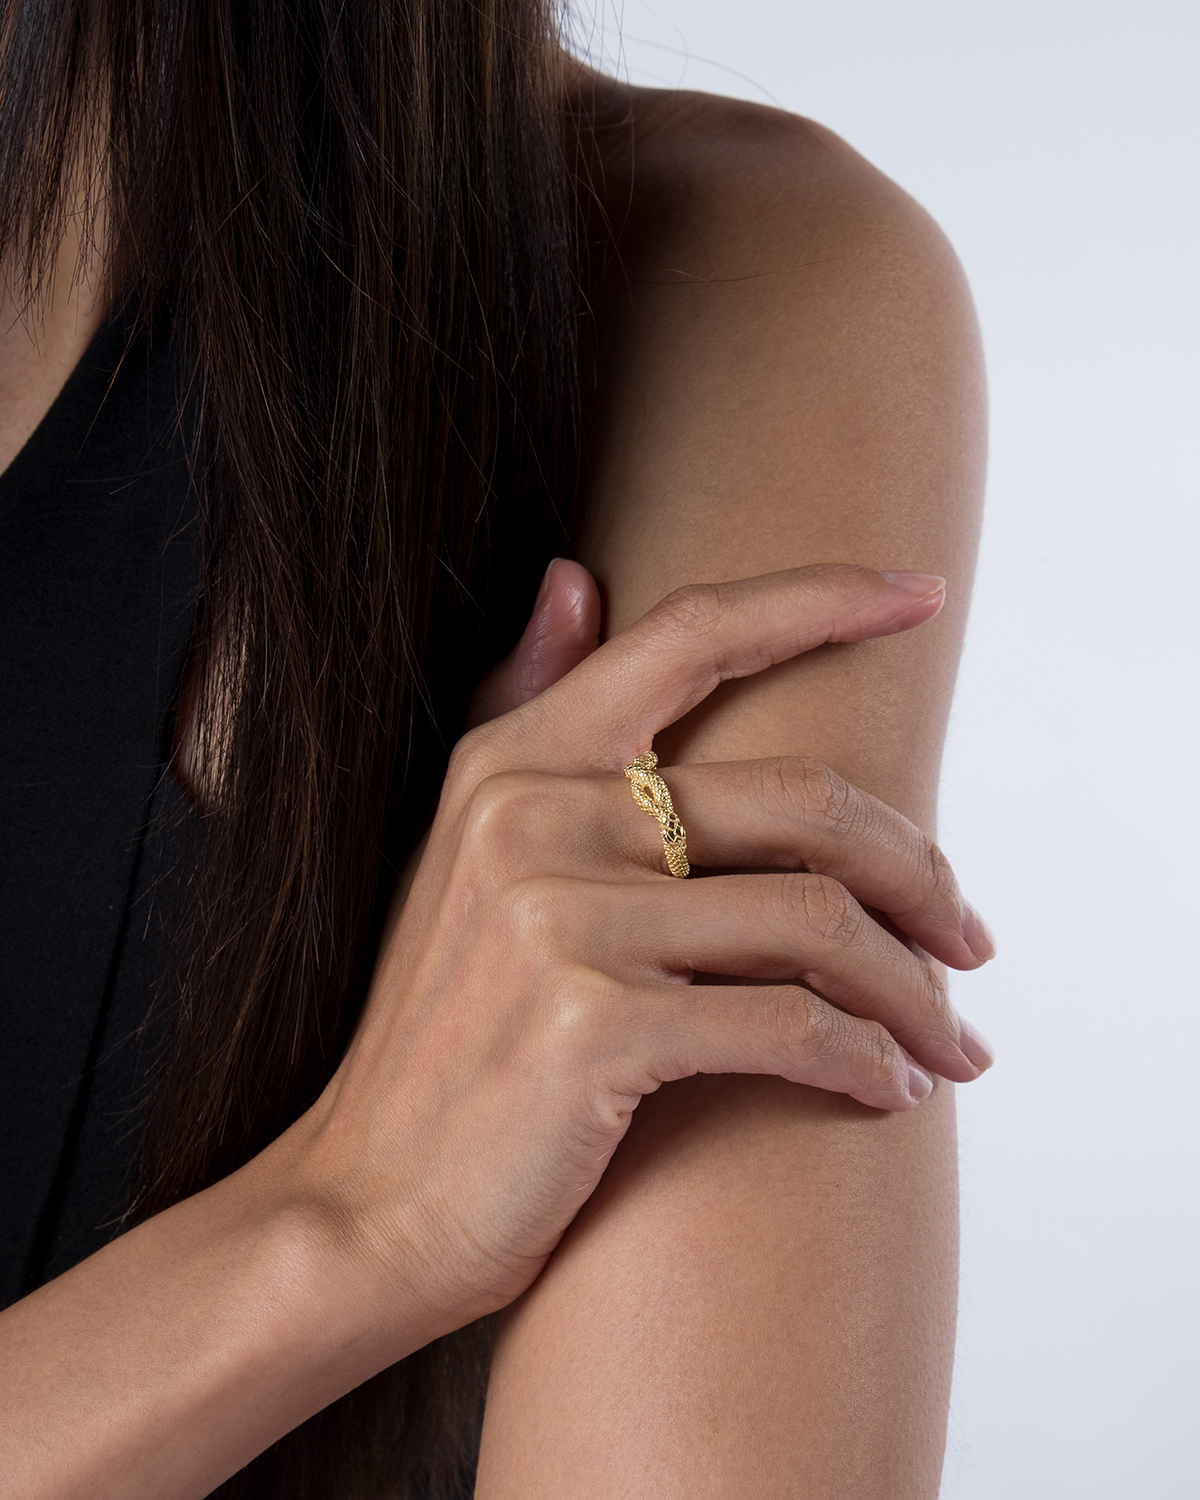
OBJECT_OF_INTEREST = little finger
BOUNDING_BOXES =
[590,873,983,1084]
[616,978,932,1112]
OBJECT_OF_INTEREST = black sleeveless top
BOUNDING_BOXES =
[0,309,198,1303]
[0,310,541,1309]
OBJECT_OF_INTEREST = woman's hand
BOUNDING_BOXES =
[0,563,993,1500]
[464,557,602,729]
[293,563,993,1350]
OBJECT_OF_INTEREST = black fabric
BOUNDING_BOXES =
[0,308,199,1304]
[0,303,549,1348]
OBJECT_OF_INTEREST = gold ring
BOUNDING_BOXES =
[624,750,690,878]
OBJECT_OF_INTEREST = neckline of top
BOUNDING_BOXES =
[0,303,143,511]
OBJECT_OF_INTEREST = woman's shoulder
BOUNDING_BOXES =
[565,71,987,663]
[612,80,921,219]
[571,72,977,352]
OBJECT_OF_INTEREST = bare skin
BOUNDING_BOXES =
[477,79,988,1498]
[0,206,109,475]
[0,70,990,1500]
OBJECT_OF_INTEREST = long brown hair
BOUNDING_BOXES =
[1,0,582,1492]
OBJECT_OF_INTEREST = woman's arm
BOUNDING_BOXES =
[0,558,984,1499]
[0,1134,401,1500]
[476,89,987,1498]
[0,86,988,1500]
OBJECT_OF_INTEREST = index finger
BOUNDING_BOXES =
[490,565,945,771]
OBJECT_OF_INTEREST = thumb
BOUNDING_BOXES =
[465,559,602,730]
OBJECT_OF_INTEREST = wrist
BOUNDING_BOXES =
[0,1121,436,1500]
[255,1105,453,1383]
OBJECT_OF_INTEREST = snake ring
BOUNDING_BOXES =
[624,750,690,878]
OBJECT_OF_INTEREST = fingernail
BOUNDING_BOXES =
[962,904,997,962]
[880,570,946,596]
[958,1018,995,1072]
[533,557,564,612]
[908,1062,934,1101]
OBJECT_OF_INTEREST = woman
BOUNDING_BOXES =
[0,0,993,1495]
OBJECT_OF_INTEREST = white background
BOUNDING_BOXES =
[568,3,1200,1495]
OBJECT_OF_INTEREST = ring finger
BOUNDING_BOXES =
[463,759,991,973]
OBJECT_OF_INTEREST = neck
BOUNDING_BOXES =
[0,201,111,478]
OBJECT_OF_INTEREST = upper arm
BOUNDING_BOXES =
[475,90,984,1499]
[576,92,985,820]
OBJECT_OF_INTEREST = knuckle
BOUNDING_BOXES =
[763,985,834,1068]
[861,1021,908,1094]
[533,964,617,1068]
[796,991,846,1061]
[772,756,858,835]
[922,956,952,1011]
[501,874,566,949]
[459,769,546,856]
[922,839,960,906]
[779,871,863,947]
[446,724,501,795]
[913,960,956,1038]
[793,1003,907,1095]
[891,828,960,923]
[762,990,905,1101]
[770,990,901,1091]
[646,581,729,639]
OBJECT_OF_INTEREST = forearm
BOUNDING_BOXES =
[0,1133,401,1500]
